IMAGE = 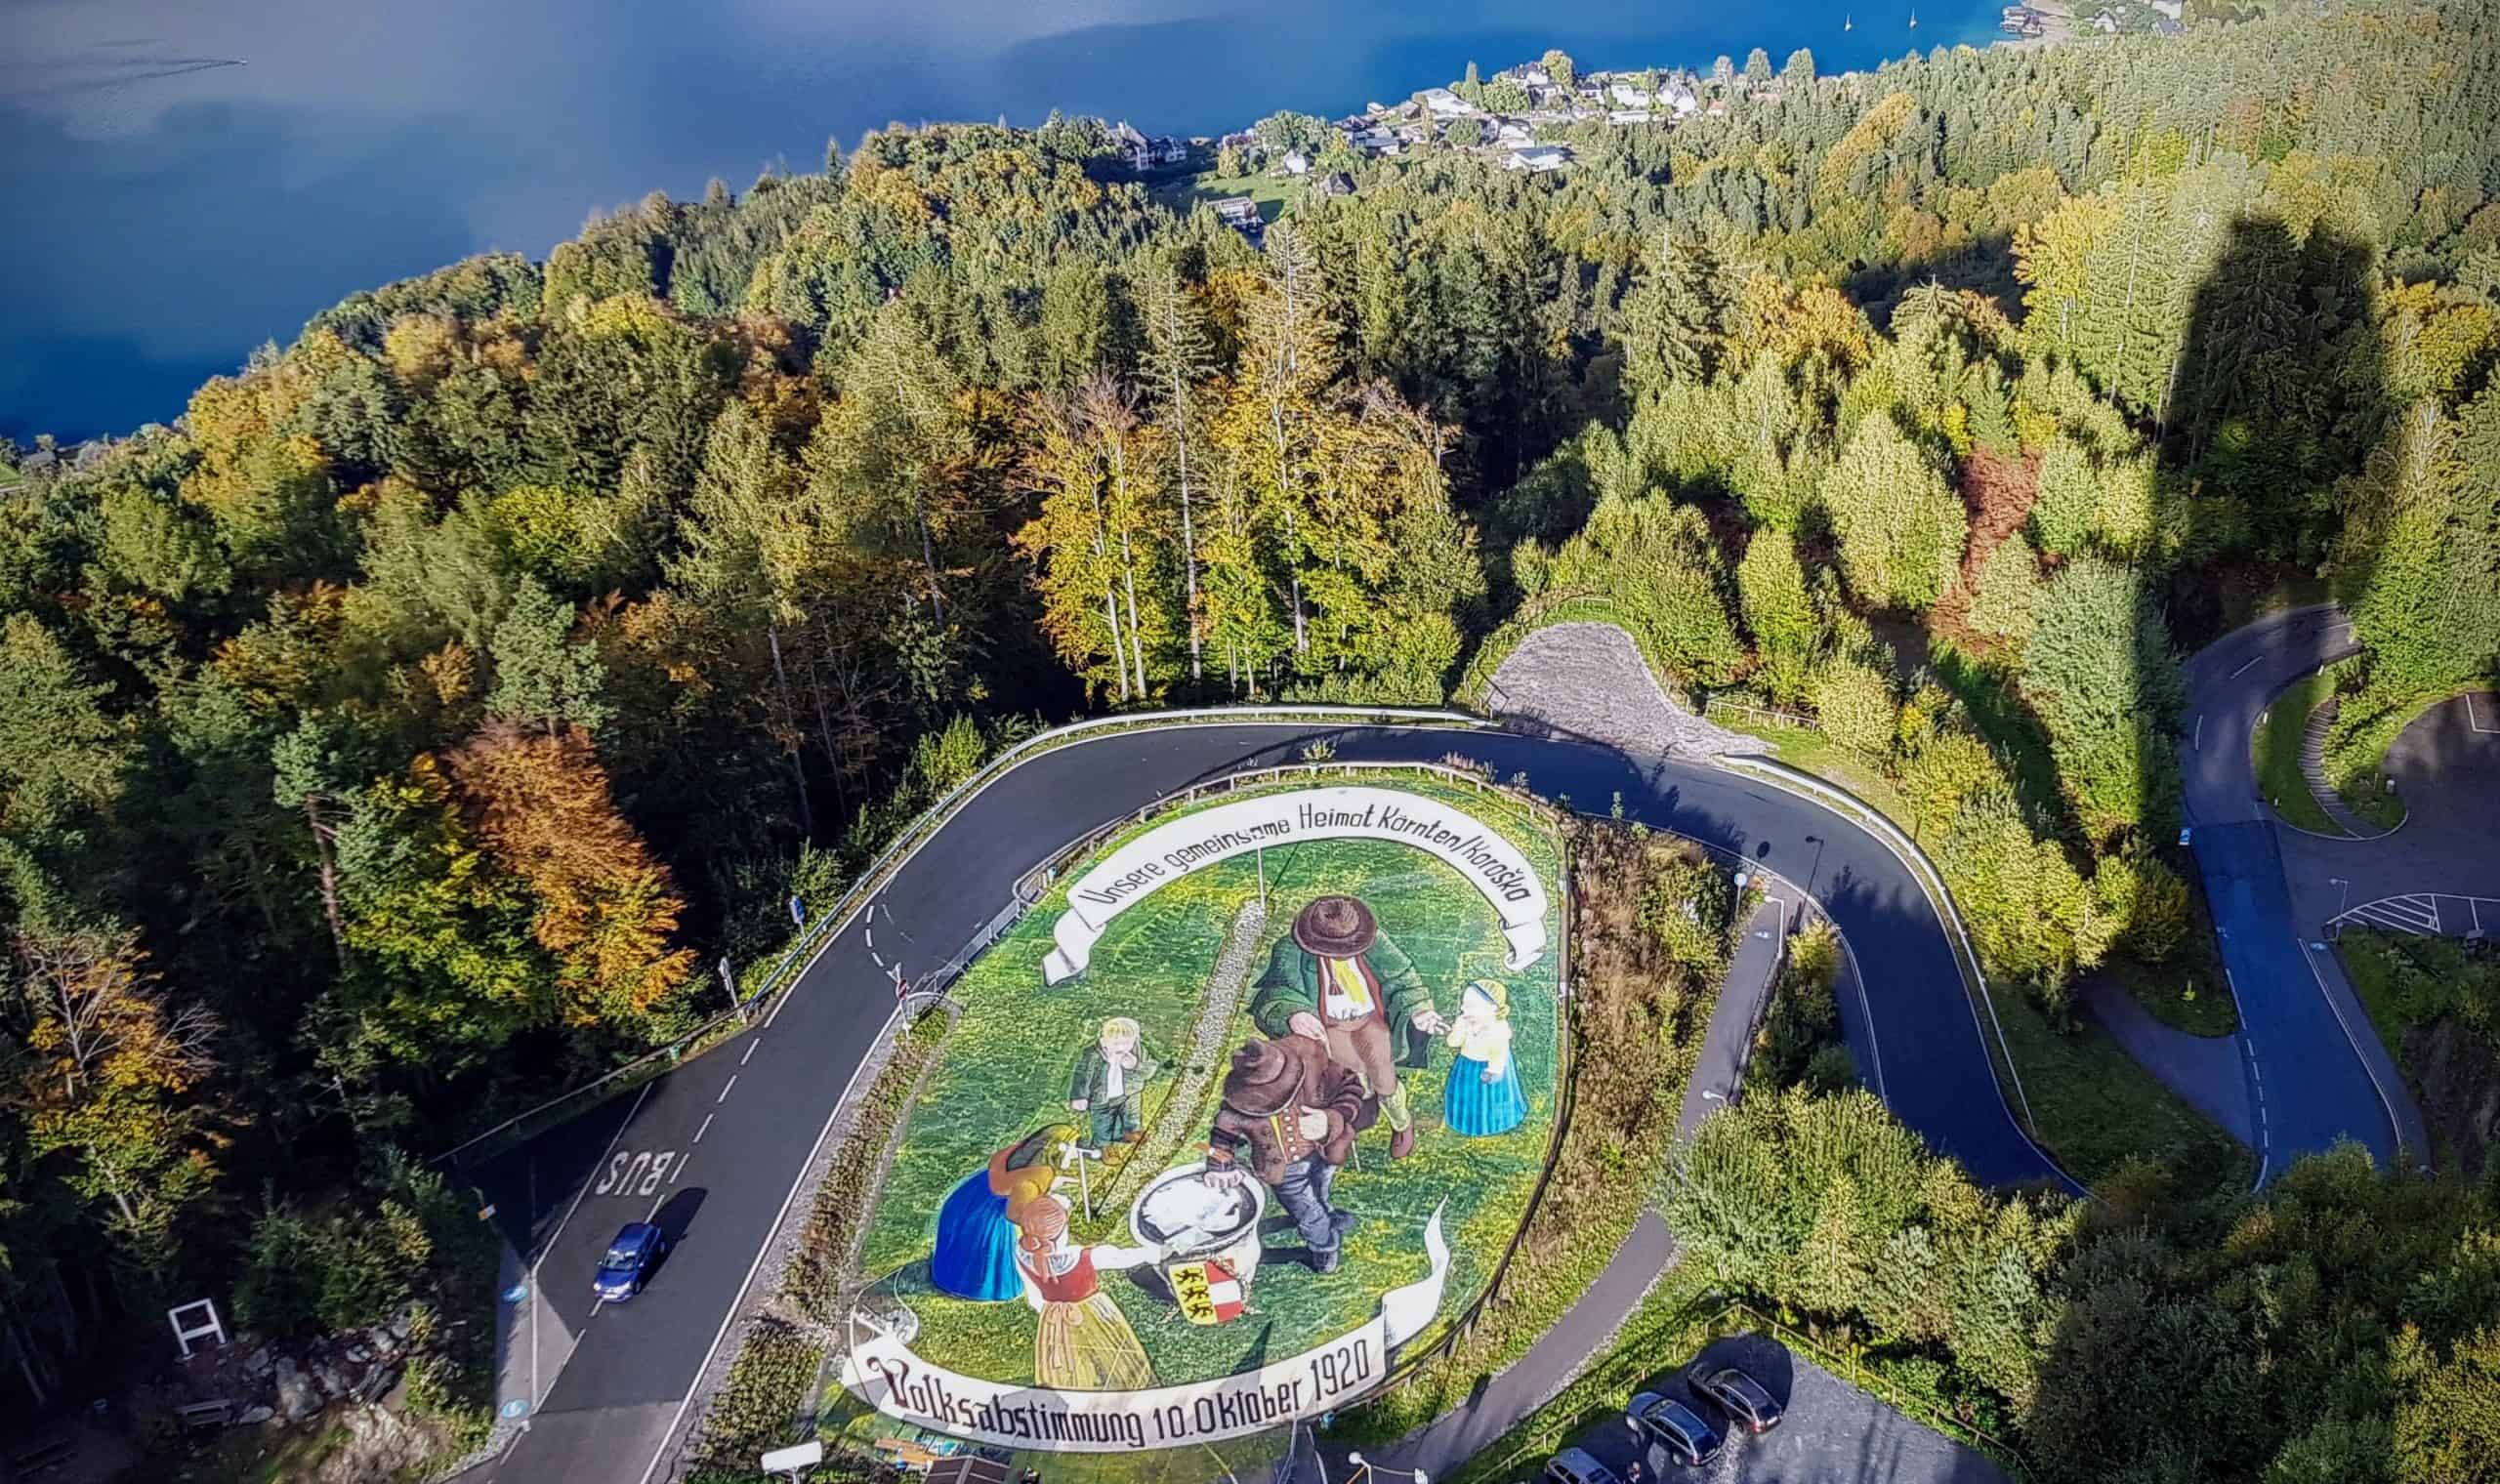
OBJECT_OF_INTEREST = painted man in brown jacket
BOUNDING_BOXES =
[1201,1035,1376,1272]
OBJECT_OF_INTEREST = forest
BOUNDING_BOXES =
[3,0,2498,1475]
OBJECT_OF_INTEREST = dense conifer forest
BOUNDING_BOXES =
[4,2,2499,1474]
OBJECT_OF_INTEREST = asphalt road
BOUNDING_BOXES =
[2179,605,2428,1173]
[464,721,2067,1484]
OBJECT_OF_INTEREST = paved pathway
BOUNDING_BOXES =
[2079,980,2252,1145]
[1678,897,1792,1138]
[2297,695,2393,838]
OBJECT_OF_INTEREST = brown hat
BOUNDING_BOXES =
[1292,894,1378,958]
[1222,1036,1316,1118]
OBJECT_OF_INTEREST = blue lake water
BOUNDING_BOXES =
[1,0,1995,441]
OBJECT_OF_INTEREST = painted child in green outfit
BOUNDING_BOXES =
[1068,1015,1161,1149]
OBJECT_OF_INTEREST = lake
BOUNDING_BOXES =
[0,0,1996,442]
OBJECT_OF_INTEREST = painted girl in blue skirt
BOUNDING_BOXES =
[930,1124,1071,1300]
[1442,979,1525,1137]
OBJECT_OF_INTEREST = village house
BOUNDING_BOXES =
[1276,150,1312,177]
[1211,197,1265,239]
[1109,120,1188,172]
[1608,80,1654,108]
[1419,86,1476,117]
[2091,8,2119,30]
[1505,144,1571,173]
[1493,118,1536,146]
[1311,171,1355,199]
[1608,109,1656,125]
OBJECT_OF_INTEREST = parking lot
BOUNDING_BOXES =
[1522,1334,2009,1484]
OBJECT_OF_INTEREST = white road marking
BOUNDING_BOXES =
[715,1075,738,1104]
[740,1039,761,1066]
[2193,714,2203,750]
[864,926,874,950]
[2231,654,2265,679]
[2300,937,2408,1159]
[692,1113,714,1144]
[633,1001,904,1484]
[534,1080,650,1389]
[2469,693,2499,733]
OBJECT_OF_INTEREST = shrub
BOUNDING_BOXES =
[1813,657,1900,755]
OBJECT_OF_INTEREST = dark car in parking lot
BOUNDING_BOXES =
[1543,1446,1622,1484]
[1690,1364,1784,1433]
[1628,1390,1723,1466]
[593,1221,668,1301]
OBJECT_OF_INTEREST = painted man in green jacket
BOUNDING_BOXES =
[1248,894,1447,1159]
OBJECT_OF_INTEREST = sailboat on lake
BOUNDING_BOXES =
[1844,11,1854,28]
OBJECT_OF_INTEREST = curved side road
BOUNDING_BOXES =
[2181,605,2428,1173]
[468,721,2070,1484]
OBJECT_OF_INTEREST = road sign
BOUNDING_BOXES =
[501,1282,528,1304]
[763,1440,823,1474]
[500,1399,532,1420]
[2179,827,2192,846]
[790,895,807,926]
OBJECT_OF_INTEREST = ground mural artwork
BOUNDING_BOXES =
[835,784,1562,1454]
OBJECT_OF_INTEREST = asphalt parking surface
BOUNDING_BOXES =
[1520,1334,2008,1484]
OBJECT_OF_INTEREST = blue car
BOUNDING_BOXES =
[593,1222,668,1301]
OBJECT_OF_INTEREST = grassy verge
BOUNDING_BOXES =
[2337,773,2409,832]
[1991,991,2251,1192]
[2253,671,2345,836]
[2336,928,2500,1078]
[1338,823,1733,1445]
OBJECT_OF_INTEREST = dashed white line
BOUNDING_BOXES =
[2193,714,2204,750]
[693,1112,715,1144]
[740,1038,761,1066]
[2231,653,2265,679]
[715,1075,738,1104]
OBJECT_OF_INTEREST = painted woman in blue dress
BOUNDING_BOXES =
[930,1124,1071,1300]
[1442,980,1525,1137]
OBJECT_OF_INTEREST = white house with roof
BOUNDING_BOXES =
[1608,81,1653,108]
[1505,144,1571,173]
[1420,87,1475,117]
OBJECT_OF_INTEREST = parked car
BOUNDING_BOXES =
[1628,1390,1723,1465]
[1543,1447,1622,1484]
[593,1221,669,1301]
[1690,1364,1784,1433]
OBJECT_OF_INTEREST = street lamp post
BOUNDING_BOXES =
[2329,877,2350,938]
[1803,835,1826,900]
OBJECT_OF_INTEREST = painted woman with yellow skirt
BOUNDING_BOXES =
[1011,1193,1163,1390]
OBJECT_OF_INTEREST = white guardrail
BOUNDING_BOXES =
[435,705,1490,1164]
[1715,755,2046,1146]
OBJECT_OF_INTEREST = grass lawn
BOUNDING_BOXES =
[2253,671,2346,836]
[1993,989,2251,1193]
[1149,169,1292,221]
